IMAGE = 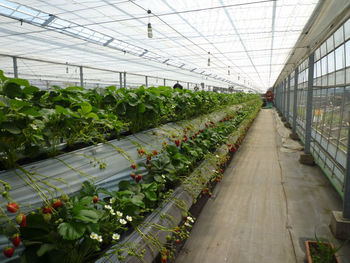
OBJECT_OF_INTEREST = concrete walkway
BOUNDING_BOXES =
[175,109,350,263]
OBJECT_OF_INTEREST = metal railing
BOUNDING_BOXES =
[0,54,240,94]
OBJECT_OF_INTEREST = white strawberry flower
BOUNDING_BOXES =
[187,216,194,223]
[97,235,103,242]
[184,222,191,227]
[126,215,132,222]
[90,232,98,240]
[120,219,127,225]
[112,233,120,240]
[110,209,116,215]
[162,175,166,179]
[216,155,219,158]
[116,211,123,217]
[109,197,116,204]
[104,205,112,210]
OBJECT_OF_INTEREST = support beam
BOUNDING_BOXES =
[145,76,148,87]
[79,66,83,87]
[119,72,122,88]
[292,68,299,134]
[287,75,291,122]
[344,126,350,219]
[304,53,314,154]
[164,79,166,86]
[13,57,18,78]
[123,72,126,88]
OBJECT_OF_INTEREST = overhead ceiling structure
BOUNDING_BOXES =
[0,0,320,91]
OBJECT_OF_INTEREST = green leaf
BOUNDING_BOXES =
[131,194,145,208]
[0,111,6,123]
[36,243,56,257]
[80,102,92,114]
[144,191,157,202]
[3,123,21,134]
[0,70,7,82]
[23,86,40,95]
[86,112,99,119]
[55,105,68,115]
[86,223,100,234]
[138,103,146,113]
[73,208,99,223]
[58,222,86,240]
[2,82,22,98]
[21,108,41,117]
[78,196,93,205]
[7,78,30,87]
[0,95,11,107]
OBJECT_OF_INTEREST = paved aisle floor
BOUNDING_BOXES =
[175,109,350,263]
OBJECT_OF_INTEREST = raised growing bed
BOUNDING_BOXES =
[0,71,261,263]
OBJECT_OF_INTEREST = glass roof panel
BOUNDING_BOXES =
[0,0,320,91]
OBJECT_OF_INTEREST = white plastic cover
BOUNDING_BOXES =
[0,0,319,91]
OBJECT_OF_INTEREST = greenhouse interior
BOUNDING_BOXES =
[0,0,350,262]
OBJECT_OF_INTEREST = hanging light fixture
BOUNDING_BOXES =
[207,52,211,66]
[147,10,153,38]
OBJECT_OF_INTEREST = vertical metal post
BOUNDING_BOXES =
[13,57,18,78]
[123,72,126,88]
[119,72,123,88]
[187,82,190,90]
[283,80,287,116]
[163,79,166,86]
[145,76,148,87]
[344,126,350,218]
[304,53,315,154]
[292,68,299,134]
[281,83,284,114]
[287,75,291,122]
[79,66,83,87]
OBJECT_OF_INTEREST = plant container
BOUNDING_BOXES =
[305,240,341,263]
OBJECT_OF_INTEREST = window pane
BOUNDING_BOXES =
[346,40,350,67]
[335,45,345,70]
[321,56,328,75]
[334,26,344,47]
[345,18,350,40]
[327,35,334,52]
[321,42,327,58]
[328,51,335,73]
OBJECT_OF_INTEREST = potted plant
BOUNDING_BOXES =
[305,235,343,263]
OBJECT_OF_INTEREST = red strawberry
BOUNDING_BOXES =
[161,255,168,263]
[184,128,187,133]
[53,199,62,209]
[175,139,180,147]
[210,121,214,125]
[146,160,150,165]
[175,239,180,244]
[131,163,136,169]
[164,251,169,256]
[12,234,20,247]
[93,196,98,203]
[216,163,220,167]
[147,165,151,170]
[138,149,144,155]
[174,227,180,232]
[147,155,152,161]
[205,123,209,127]
[209,193,212,198]
[202,182,205,185]
[16,213,26,227]
[153,150,158,156]
[227,144,232,147]
[3,246,14,258]
[136,174,142,183]
[43,206,52,214]
[131,173,136,179]
[199,129,203,133]
[7,203,18,213]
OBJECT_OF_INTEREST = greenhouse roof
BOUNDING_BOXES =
[0,0,320,91]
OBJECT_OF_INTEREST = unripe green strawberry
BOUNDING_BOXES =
[43,213,52,223]
[16,213,26,227]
